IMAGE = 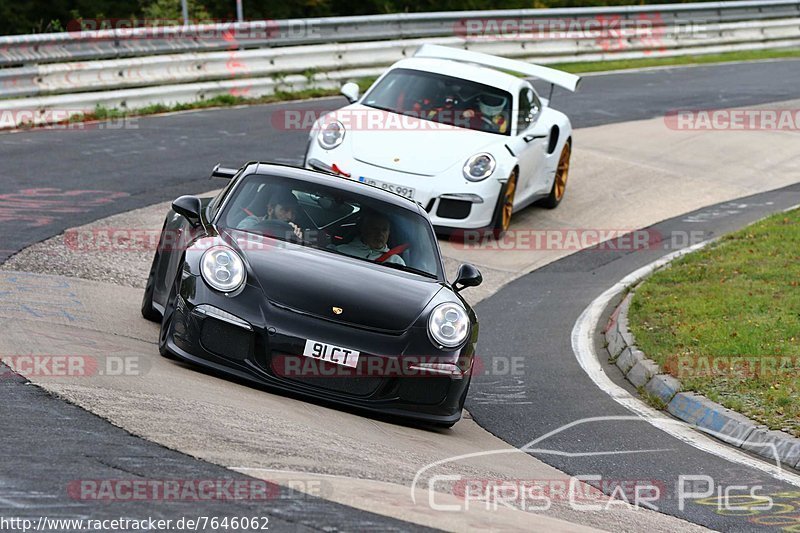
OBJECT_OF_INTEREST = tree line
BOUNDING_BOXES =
[0,0,720,36]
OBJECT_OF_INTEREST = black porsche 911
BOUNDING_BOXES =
[141,162,482,426]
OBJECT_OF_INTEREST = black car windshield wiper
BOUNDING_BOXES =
[376,260,438,279]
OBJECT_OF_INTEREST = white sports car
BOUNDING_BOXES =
[304,44,580,237]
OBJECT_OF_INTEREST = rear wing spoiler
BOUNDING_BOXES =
[210,163,238,180]
[414,44,581,93]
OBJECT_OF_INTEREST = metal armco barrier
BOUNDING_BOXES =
[0,0,799,128]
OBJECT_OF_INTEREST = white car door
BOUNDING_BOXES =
[506,87,548,204]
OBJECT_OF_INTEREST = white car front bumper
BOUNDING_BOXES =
[305,149,504,230]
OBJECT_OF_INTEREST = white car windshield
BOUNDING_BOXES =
[362,68,513,136]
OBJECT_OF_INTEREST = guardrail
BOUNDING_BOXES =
[1,0,798,67]
[0,1,799,128]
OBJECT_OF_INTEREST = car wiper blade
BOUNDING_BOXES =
[377,260,437,279]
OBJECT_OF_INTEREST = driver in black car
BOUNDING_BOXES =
[238,189,303,240]
[335,211,406,266]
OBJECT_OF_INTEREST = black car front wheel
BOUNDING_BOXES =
[157,272,181,360]
[141,251,162,322]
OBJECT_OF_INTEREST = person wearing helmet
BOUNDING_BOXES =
[463,93,509,134]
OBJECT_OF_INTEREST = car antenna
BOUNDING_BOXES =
[548,83,555,104]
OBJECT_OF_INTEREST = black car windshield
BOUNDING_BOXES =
[218,173,443,279]
[362,68,513,136]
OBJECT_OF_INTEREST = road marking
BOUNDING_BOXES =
[571,239,800,488]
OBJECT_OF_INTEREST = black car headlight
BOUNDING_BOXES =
[462,153,496,182]
[317,120,345,150]
[201,245,246,292]
[428,303,470,348]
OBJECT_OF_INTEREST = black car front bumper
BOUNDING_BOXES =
[162,275,474,425]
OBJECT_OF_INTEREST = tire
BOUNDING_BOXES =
[157,272,181,360]
[140,251,162,322]
[540,141,571,209]
[489,168,518,240]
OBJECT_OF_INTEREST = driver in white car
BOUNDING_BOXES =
[335,211,406,266]
[463,93,509,134]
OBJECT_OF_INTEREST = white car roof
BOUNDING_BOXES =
[388,57,524,95]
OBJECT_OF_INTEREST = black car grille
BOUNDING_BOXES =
[271,354,383,397]
[200,318,253,360]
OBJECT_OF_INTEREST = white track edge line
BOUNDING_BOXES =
[571,240,800,488]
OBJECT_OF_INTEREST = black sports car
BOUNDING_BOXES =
[141,162,482,426]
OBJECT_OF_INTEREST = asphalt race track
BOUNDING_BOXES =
[470,185,800,531]
[3,58,800,263]
[2,58,800,531]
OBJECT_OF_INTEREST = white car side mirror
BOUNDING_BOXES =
[341,82,360,104]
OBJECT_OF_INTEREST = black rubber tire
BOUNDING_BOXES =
[140,251,162,322]
[157,272,181,360]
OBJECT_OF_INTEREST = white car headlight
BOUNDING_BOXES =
[463,153,496,181]
[428,303,470,348]
[318,120,345,150]
[201,245,246,292]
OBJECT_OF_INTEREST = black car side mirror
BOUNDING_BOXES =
[172,195,203,227]
[454,263,482,292]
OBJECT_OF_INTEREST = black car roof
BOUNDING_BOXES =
[246,162,425,215]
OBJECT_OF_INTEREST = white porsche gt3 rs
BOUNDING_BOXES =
[304,44,581,237]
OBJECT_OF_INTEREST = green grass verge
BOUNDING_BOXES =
[26,78,378,129]
[629,208,800,436]
[551,47,800,74]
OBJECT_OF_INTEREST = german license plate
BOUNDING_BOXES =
[358,177,415,199]
[302,339,360,368]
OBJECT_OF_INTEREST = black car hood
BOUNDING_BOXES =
[225,229,443,333]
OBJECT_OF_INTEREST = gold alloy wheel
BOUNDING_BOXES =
[554,143,571,201]
[501,170,517,231]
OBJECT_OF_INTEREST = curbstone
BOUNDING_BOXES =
[667,392,711,426]
[615,294,635,348]
[606,326,626,360]
[667,393,759,446]
[608,285,800,470]
[615,346,644,375]
[742,428,800,466]
[644,374,681,405]
[627,359,660,388]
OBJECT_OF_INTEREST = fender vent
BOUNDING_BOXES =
[437,199,471,220]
